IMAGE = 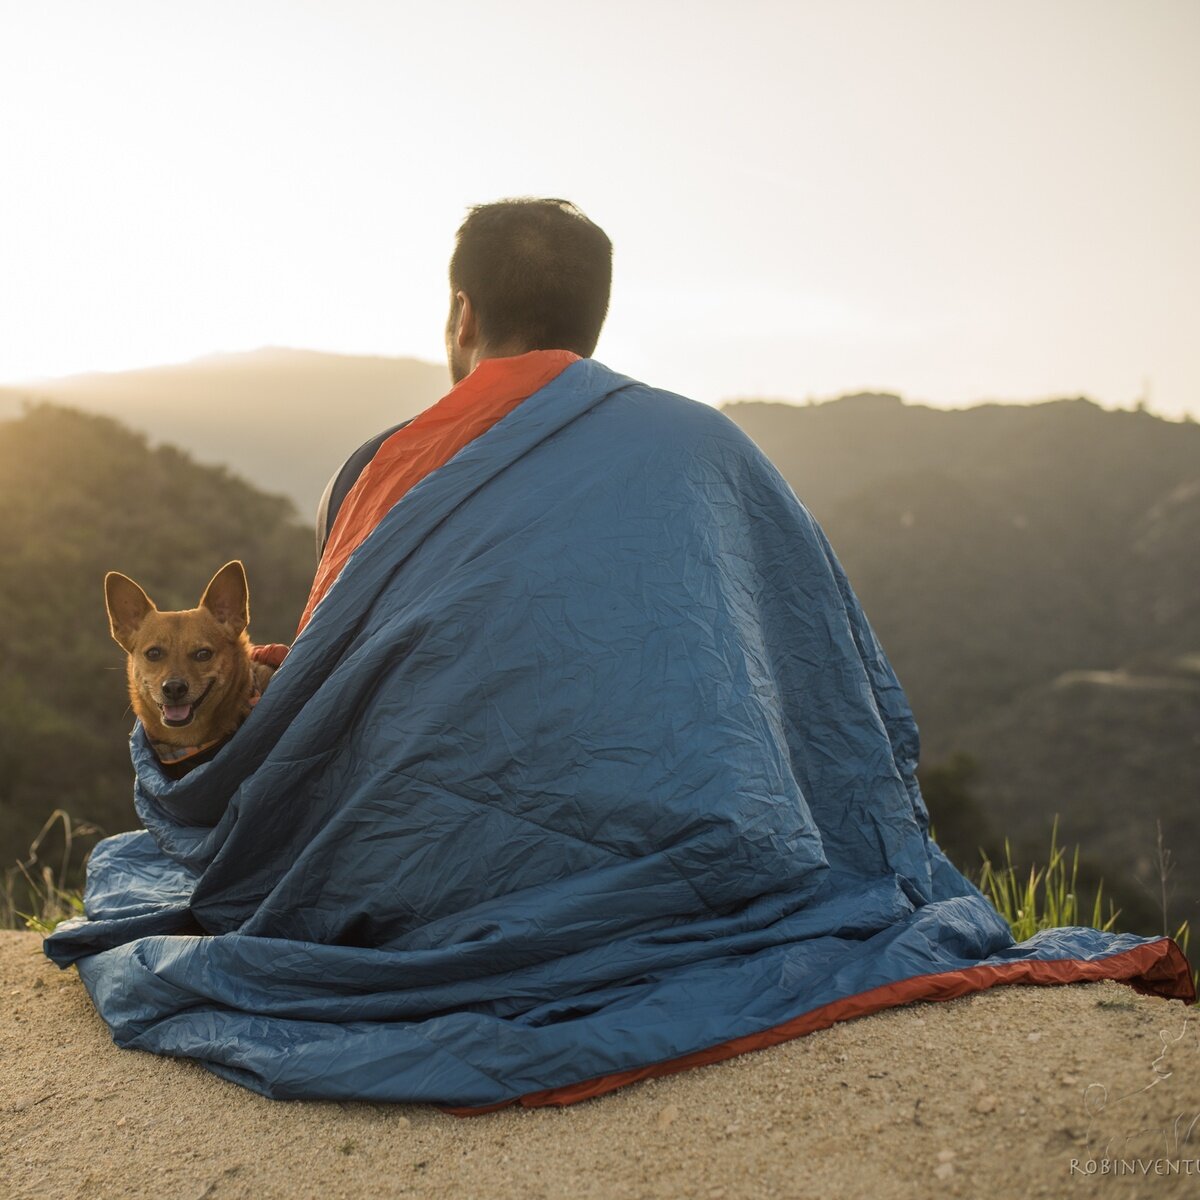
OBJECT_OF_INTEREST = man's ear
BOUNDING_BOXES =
[199,561,249,634]
[453,290,478,349]
[105,572,156,652]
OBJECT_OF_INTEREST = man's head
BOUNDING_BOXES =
[446,198,612,383]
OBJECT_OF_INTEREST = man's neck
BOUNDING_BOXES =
[459,343,543,380]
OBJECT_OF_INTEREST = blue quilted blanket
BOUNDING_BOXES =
[44,359,1191,1107]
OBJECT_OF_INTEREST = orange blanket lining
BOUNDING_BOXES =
[440,938,1195,1116]
[296,350,580,636]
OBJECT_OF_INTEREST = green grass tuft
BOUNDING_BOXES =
[971,816,1196,1000]
[1,809,91,934]
[976,816,1120,941]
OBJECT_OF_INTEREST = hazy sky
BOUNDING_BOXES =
[1,0,1197,416]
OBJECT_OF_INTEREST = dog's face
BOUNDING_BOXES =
[104,561,253,744]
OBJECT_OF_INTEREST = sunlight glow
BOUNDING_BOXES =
[1,0,1196,415]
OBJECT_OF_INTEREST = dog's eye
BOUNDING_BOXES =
[193,648,213,662]
[145,647,163,661]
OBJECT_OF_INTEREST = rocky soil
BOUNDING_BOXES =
[2,932,1197,1200]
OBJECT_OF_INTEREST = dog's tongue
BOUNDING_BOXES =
[163,704,192,722]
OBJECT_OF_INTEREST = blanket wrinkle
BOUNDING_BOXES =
[44,358,1194,1107]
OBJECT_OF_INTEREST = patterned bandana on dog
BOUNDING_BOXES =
[149,688,261,768]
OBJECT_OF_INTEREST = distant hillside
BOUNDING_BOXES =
[723,394,1200,933]
[0,350,450,521]
[0,403,314,873]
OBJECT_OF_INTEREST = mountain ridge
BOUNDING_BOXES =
[0,350,452,520]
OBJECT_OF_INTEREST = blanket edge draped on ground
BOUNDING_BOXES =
[442,936,1194,1114]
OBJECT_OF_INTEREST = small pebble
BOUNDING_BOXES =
[656,1103,679,1129]
[975,1095,997,1114]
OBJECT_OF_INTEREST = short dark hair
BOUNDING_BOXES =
[450,198,612,357]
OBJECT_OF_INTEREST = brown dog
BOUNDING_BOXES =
[104,561,275,776]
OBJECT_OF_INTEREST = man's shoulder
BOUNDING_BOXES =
[567,362,801,514]
[582,363,771,459]
[315,419,414,559]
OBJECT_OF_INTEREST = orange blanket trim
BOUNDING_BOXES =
[296,350,580,636]
[440,938,1195,1116]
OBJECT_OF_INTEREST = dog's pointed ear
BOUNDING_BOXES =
[105,572,156,651]
[199,561,249,634]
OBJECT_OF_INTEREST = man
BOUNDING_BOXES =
[50,197,1192,1113]
[292,198,612,636]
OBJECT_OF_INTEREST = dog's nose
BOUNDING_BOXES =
[161,677,189,702]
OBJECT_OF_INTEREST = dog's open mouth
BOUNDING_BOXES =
[160,679,215,728]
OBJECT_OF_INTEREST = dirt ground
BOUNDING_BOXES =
[2,931,1197,1200]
